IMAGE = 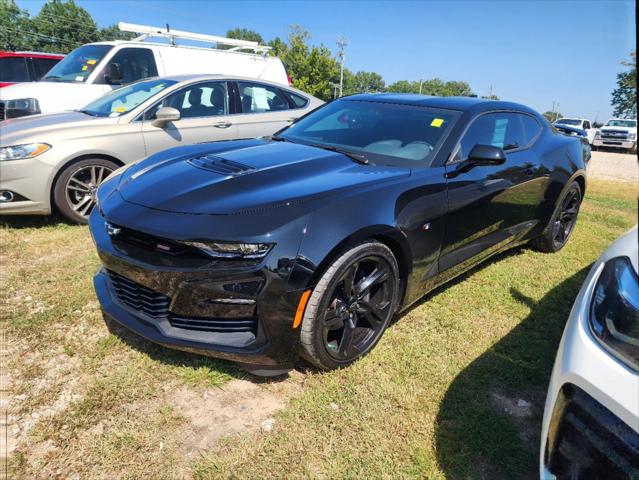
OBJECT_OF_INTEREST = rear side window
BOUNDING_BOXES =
[238,82,290,113]
[459,112,526,159]
[32,58,61,80]
[100,48,158,84]
[0,57,30,82]
[287,92,308,108]
[519,114,542,144]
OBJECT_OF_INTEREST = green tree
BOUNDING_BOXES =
[543,111,562,123]
[226,27,264,44]
[343,70,385,95]
[386,80,419,93]
[0,0,35,51]
[98,24,135,42]
[611,50,637,118]
[31,0,99,53]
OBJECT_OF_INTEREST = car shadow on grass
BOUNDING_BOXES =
[103,314,290,385]
[433,264,591,479]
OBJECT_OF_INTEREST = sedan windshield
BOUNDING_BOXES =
[80,79,177,117]
[279,100,460,166]
[604,119,637,128]
[42,44,113,83]
[555,119,581,126]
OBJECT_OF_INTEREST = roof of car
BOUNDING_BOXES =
[342,93,538,114]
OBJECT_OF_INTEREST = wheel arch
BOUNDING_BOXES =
[48,153,125,214]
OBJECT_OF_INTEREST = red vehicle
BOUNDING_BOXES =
[0,51,64,88]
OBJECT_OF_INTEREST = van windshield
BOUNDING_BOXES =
[42,44,113,83]
[79,78,176,117]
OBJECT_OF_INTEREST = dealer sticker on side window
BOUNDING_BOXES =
[430,118,444,128]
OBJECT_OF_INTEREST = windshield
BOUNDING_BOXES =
[604,119,637,128]
[555,118,581,126]
[279,100,460,166]
[42,44,113,83]
[80,78,176,117]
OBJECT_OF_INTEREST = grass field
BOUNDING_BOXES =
[2,179,637,479]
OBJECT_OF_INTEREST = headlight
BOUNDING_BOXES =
[589,256,639,371]
[628,132,636,140]
[4,98,41,119]
[0,143,51,161]
[594,131,601,139]
[181,241,273,259]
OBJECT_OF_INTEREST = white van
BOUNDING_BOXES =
[0,23,289,120]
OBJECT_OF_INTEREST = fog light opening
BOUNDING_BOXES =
[0,191,15,203]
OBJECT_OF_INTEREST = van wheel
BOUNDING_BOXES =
[299,241,400,371]
[53,158,118,224]
[532,181,582,253]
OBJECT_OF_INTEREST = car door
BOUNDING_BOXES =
[232,81,300,138]
[439,111,545,275]
[141,81,239,156]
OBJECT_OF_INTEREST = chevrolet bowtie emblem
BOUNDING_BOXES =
[106,223,121,236]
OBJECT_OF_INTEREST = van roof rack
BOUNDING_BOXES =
[118,22,271,54]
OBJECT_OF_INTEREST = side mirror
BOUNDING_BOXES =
[152,107,181,128]
[468,144,506,166]
[104,63,122,85]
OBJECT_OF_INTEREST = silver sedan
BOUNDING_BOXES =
[0,75,323,223]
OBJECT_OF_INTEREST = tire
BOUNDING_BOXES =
[531,181,582,253]
[53,158,119,224]
[300,241,400,371]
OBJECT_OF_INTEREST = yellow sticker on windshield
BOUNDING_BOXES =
[114,106,126,113]
[431,118,444,128]
[87,59,96,65]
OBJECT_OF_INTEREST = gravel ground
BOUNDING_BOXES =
[587,150,638,183]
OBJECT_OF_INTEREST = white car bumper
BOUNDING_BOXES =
[540,228,639,478]
[592,139,636,149]
[0,157,53,215]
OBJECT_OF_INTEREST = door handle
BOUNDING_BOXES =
[214,122,232,129]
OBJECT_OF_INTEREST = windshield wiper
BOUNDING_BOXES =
[268,134,293,143]
[78,109,98,117]
[308,143,369,165]
[43,75,62,81]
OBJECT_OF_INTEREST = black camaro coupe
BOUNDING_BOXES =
[90,94,586,375]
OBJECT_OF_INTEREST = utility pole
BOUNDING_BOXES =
[337,36,348,97]
[419,79,423,94]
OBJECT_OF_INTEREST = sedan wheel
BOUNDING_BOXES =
[300,242,400,370]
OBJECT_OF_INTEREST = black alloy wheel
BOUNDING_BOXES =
[300,242,400,370]
[532,181,582,253]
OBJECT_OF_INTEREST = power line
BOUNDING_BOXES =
[2,27,84,49]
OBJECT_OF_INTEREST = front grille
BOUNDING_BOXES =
[108,270,170,318]
[0,101,5,120]
[169,315,258,334]
[601,130,629,140]
[545,383,639,478]
[108,270,258,334]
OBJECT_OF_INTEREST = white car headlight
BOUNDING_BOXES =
[0,143,51,161]
[181,241,273,259]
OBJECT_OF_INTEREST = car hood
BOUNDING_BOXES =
[0,111,117,146]
[117,139,410,215]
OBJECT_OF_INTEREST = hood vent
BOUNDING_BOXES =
[187,155,255,176]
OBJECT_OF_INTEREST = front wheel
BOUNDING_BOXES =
[53,158,118,224]
[532,181,582,253]
[299,241,400,371]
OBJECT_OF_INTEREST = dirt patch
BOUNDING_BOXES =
[587,151,638,183]
[170,375,303,459]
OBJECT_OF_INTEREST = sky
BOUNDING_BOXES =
[17,0,636,121]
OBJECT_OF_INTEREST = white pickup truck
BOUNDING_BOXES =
[593,118,637,153]
[553,118,597,144]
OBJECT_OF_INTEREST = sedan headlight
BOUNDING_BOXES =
[589,256,639,371]
[181,241,273,259]
[0,143,51,161]
[4,98,41,119]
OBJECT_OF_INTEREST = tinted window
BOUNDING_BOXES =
[583,121,591,129]
[33,58,61,79]
[459,112,526,159]
[42,44,112,83]
[83,78,176,117]
[238,82,290,113]
[100,48,158,84]
[0,57,30,82]
[145,81,228,119]
[288,92,308,108]
[519,114,542,144]
[280,100,460,166]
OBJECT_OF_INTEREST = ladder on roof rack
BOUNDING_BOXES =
[118,22,271,54]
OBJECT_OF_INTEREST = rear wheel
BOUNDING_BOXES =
[300,241,400,370]
[53,158,118,224]
[532,181,582,253]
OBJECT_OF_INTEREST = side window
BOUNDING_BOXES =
[238,82,290,113]
[287,92,308,109]
[0,57,30,82]
[32,58,61,80]
[458,112,526,159]
[101,48,158,84]
[583,121,591,130]
[519,114,542,145]
[145,82,228,120]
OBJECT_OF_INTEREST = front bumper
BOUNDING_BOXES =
[540,259,639,478]
[592,139,636,149]
[89,198,310,370]
[0,157,53,214]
